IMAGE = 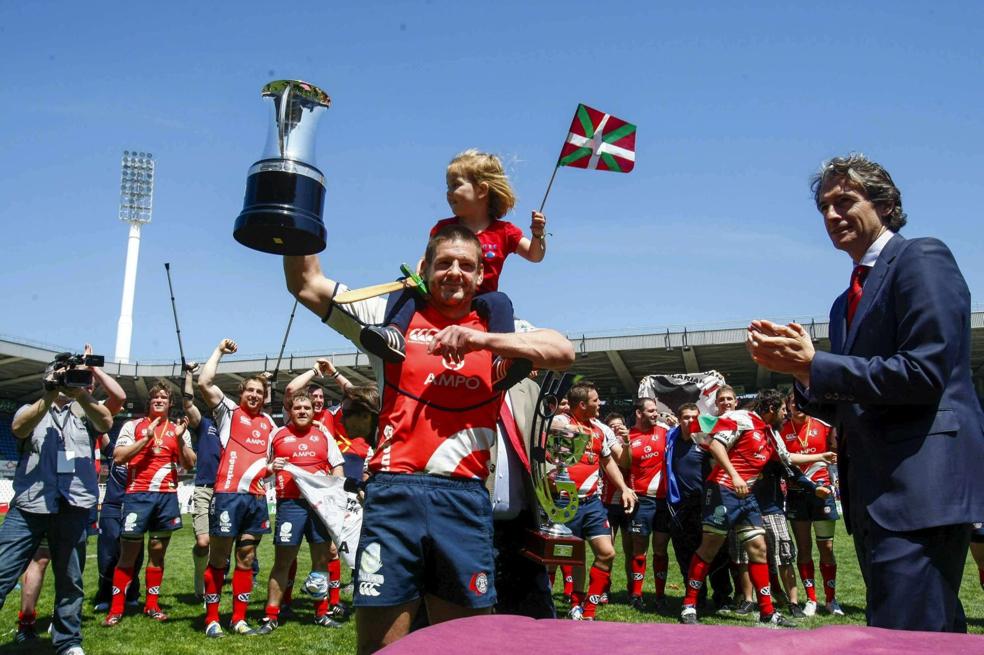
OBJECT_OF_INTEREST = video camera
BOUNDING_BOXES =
[43,352,105,391]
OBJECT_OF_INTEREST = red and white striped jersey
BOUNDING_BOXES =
[779,417,833,486]
[213,396,276,495]
[271,423,345,499]
[369,305,498,480]
[116,417,181,493]
[566,417,617,498]
[628,425,669,498]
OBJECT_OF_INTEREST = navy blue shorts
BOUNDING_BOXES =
[274,498,330,547]
[606,503,630,531]
[560,495,611,540]
[629,496,672,537]
[701,484,763,535]
[354,473,496,609]
[121,492,182,538]
[210,492,270,538]
[971,522,984,543]
[786,489,840,522]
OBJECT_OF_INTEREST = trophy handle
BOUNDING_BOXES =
[534,477,580,523]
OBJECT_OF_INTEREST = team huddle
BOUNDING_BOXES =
[547,383,844,629]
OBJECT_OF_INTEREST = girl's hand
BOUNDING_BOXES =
[530,211,546,236]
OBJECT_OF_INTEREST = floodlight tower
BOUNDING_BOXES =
[113,150,155,364]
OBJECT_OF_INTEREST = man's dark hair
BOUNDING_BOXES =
[751,388,784,417]
[603,412,625,426]
[567,380,597,406]
[676,402,699,417]
[811,153,907,232]
[635,397,657,413]
[343,385,380,417]
[423,224,483,269]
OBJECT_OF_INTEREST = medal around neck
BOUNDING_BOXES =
[234,80,331,255]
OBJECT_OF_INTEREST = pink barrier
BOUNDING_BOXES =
[378,615,982,655]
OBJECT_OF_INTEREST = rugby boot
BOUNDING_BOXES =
[760,611,797,628]
[254,618,278,635]
[204,621,225,639]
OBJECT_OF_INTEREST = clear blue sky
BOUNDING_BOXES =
[1,2,982,363]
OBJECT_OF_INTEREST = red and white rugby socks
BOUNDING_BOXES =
[820,562,837,603]
[561,565,575,597]
[630,554,647,597]
[315,597,330,619]
[652,554,669,599]
[570,590,585,609]
[748,561,774,617]
[231,567,254,624]
[109,566,134,616]
[203,564,225,625]
[683,554,711,608]
[582,565,610,619]
[282,558,297,606]
[144,566,164,612]
[328,559,342,607]
[265,603,280,623]
[798,560,817,603]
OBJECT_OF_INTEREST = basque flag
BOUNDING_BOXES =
[558,103,637,173]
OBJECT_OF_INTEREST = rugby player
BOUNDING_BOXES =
[678,389,830,628]
[283,223,574,654]
[780,393,843,616]
[255,390,346,634]
[102,383,196,626]
[556,381,637,621]
[624,397,671,612]
[198,339,278,638]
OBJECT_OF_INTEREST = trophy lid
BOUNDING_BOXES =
[262,80,331,108]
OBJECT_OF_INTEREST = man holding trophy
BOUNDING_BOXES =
[236,78,572,652]
[283,225,573,653]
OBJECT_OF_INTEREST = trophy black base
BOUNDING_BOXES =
[521,529,585,566]
[234,168,326,255]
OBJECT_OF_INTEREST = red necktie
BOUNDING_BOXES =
[846,265,869,328]
[499,397,530,473]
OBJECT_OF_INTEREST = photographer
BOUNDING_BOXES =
[0,354,113,655]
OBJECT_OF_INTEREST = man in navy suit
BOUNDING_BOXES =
[746,154,984,632]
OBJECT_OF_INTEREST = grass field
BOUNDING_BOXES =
[0,518,981,654]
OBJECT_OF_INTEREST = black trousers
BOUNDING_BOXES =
[492,511,555,619]
[669,497,732,607]
[852,511,970,632]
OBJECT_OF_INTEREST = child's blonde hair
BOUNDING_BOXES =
[446,149,516,220]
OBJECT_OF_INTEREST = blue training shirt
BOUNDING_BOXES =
[666,426,709,505]
[193,416,221,486]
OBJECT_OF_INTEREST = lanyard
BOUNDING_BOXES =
[49,405,70,448]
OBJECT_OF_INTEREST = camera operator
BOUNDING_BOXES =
[0,354,114,655]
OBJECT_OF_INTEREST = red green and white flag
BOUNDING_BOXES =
[697,410,767,436]
[557,103,636,173]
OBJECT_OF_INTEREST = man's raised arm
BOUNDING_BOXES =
[284,254,340,318]
[198,339,237,408]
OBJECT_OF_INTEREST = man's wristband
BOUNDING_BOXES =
[331,371,341,379]
[182,392,194,400]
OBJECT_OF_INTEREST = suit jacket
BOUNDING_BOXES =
[486,378,539,528]
[799,233,984,532]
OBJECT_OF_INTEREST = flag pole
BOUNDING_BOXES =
[538,164,560,213]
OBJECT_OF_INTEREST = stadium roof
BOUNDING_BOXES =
[2,312,983,415]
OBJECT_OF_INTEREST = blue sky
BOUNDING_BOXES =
[1,2,982,363]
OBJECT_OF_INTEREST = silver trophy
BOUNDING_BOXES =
[521,372,588,565]
[234,80,331,255]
